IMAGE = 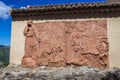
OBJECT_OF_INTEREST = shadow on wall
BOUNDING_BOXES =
[13,12,120,21]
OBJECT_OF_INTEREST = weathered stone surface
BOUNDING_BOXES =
[22,20,109,68]
[0,64,120,80]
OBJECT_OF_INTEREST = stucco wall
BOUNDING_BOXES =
[10,18,120,68]
[10,21,27,64]
[107,18,120,68]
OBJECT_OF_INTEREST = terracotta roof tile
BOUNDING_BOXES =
[11,1,120,17]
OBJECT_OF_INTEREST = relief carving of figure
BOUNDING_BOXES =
[65,20,109,69]
[22,20,40,68]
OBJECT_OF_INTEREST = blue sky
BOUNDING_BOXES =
[0,0,106,46]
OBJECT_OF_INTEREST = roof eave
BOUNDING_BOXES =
[11,2,120,17]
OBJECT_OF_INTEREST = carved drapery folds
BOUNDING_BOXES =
[22,20,109,69]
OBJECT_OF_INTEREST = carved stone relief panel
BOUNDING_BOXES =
[22,20,109,69]
[65,20,109,69]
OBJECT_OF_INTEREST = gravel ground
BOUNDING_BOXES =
[0,64,120,80]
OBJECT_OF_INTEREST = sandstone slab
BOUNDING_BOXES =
[22,20,109,69]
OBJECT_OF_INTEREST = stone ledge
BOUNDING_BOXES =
[0,64,120,80]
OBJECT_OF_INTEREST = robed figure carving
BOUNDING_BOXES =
[22,20,40,68]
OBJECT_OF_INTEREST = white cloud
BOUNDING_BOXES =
[20,6,26,9]
[0,1,11,19]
